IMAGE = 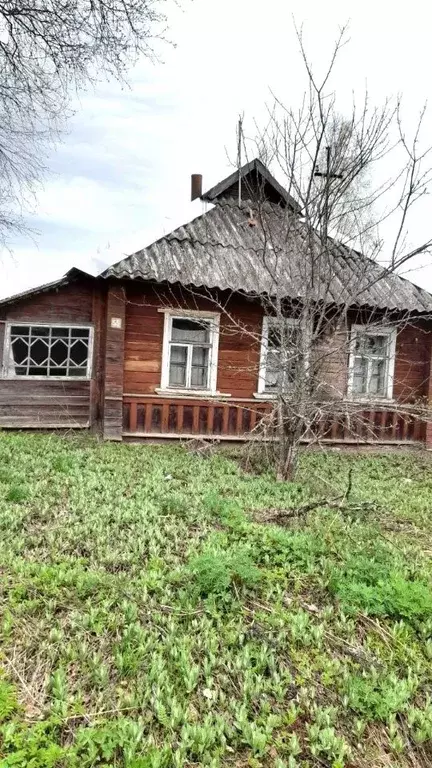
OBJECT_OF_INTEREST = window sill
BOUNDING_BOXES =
[155,388,231,399]
[347,394,395,404]
[253,392,277,400]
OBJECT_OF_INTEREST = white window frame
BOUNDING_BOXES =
[2,322,94,380]
[159,309,220,395]
[347,324,397,401]
[256,315,300,397]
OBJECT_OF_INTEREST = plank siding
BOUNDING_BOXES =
[6,282,93,322]
[393,323,431,401]
[0,280,97,429]
[123,283,262,398]
[0,276,431,442]
[122,283,432,408]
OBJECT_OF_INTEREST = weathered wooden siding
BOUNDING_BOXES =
[0,380,92,428]
[0,280,103,429]
[123,283,262,398]
[1,275,431,441]
[123,283,432,404]
[5,282,94,322]
[393,323,431,401]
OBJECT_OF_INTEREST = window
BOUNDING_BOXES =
[4,324,93,379]
[348,325,396,399]
[160,311,220,392]
[258,316,299,395]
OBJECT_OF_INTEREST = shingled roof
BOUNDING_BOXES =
[102,197,432,315]
[2,160,432,315]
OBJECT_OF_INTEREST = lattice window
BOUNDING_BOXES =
[5,324,93,378]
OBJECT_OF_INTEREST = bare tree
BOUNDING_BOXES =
[0,0,168,243]
[203,27,432,481]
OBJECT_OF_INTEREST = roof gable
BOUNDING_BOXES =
[201,158,301,213]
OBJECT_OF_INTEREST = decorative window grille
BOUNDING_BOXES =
[5,324,93,378]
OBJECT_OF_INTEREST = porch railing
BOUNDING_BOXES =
[122,396,426,443]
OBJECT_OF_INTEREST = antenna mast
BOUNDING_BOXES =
[237,116,243,207]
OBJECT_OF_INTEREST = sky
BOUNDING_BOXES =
[1,0,432,299]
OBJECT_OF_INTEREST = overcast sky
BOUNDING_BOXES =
[1,0,432,299]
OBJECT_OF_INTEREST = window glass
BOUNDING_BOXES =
[8,325,91,377]
[167,317,214,389]
[263,320,299,392]
[351,331,391,397]
[169,345,188,387]
[171,318,209,344]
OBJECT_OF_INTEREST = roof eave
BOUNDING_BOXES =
[0,267,94,308]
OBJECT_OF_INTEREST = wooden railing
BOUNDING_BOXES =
[123,397,272,438]
[122,396,426,443]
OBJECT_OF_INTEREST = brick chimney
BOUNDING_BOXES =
[191,174,203,201]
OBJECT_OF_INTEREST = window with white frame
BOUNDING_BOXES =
[348,325,396,399]
[4,323,93,379]
[258,316,300,394]
[160,312,220,392]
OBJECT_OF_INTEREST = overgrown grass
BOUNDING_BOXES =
[0,433,431,767]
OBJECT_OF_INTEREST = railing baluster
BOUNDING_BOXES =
[331,418,339,440]
[207,405,214,434]
[413,415,422,441]
[129,401,137,432]
[161,403,169,432]
[380,410,387,440]
[144,402,153,432]
[192,405,199,434]
[368,410,375,440]
[177,404,184,433]
[391,410,398,440]
[222,404,229,435]
[236,406,243,434]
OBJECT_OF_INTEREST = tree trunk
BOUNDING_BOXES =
[276,400,299,481]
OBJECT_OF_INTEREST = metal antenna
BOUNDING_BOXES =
[314,146,343,181]
[314,145,343,238]
[237,116,243,207]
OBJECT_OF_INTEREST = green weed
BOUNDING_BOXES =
[0,434,431,766]
[188,548,261,597]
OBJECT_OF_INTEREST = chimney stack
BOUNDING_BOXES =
[191,174,203,201]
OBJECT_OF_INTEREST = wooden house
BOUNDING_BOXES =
[1,159,432,446]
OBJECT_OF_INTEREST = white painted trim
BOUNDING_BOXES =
[253,392,277,400]
[2,321,94,380]
[347,324,397,401]
[154,388,231,398]
[158,307,220,317]
[160,310,220,394]
[257,315,299,394]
